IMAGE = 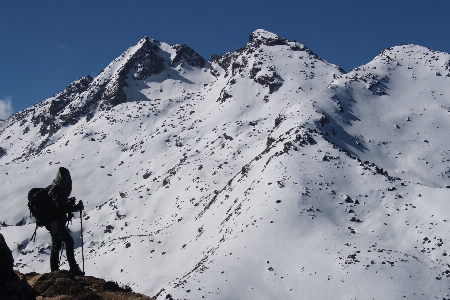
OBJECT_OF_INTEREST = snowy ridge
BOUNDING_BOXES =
[315,44,450,187]
[1,30,450,299]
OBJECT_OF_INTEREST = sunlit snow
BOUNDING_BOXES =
[1,30,449,299]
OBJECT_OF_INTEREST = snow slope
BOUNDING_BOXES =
[1,30,449,299]
[315,44,450,188]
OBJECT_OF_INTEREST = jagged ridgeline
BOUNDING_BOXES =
[1,30,450,299]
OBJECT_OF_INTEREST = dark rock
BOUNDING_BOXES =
[30,271,99,299]
[171,44,206,68]
[350,217,363,223]
[223,133,234,141]
[344,196,354,203]
[254,71,283,94]
[317,115,330,127]
[217,88,233,103]
[250,66,261,79]
[275,115,284,127]
[242,165,250,175]
[210,53,233,73]
[0,147,6,158]
[266,137,275,147]
[104,225,114,233]
[21,270,153,299]
[0,233,36,299]
[103,280,132,292]
[50,76,93,117]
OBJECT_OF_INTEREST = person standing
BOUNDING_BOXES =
[45,167,84,275]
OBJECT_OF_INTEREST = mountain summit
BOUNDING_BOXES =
[1,30,450,299]
[249,29,302,48]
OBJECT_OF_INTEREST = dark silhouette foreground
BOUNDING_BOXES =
[28,167,85,275]
[1,233,153,300]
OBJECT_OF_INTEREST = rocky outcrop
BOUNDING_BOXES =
[210,29,340,96]
[22,271,154,300]
[0,234,153,300]
[0,233,36,299]
[98,37,167,111]
[0,147,6,158]
[171,44,206,68]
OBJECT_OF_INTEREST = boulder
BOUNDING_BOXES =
[0,233,36,299]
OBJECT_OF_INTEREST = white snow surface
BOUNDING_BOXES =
[1,31,450,299]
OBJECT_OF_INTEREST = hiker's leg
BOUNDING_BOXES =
[60,226,76,267]
[50,234,62,271]
[60,226,85,275]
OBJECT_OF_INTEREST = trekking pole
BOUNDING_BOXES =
[80,208,85,277]
[59,241,65,267]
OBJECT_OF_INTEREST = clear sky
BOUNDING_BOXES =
[0,0,449,118]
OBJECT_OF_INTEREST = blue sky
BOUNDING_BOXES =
[0,0,449,118]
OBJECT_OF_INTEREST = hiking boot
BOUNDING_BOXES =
[69,264,85,276]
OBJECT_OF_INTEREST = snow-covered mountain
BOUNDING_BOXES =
[1,29,449,299]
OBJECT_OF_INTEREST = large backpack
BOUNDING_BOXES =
[27,186,56,227]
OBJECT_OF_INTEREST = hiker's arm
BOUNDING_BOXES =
[75,200,84,211]
[68,199,83,212]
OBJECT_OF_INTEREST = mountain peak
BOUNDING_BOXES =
[246,29,312,55]
[138,35,162,48]
[248,29,286,46]
[366,44,450,74]
[250,29,280,41]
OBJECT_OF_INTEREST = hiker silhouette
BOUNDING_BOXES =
[44,167,84,276]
